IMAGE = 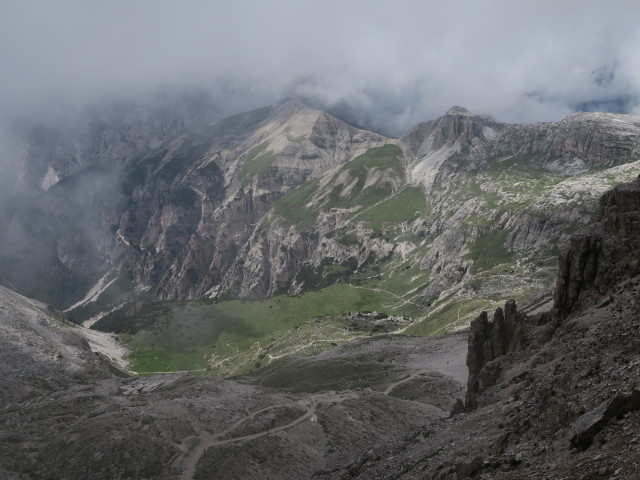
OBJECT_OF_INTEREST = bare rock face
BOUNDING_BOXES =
[465,300,525,410]
[553,176,640,321]
[401,106,498,157]
[0,285,114,407]
[491,112,640,173]
[402,110,640,307]
[570,389,640,450]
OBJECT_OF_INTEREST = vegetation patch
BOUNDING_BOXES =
[273,145,404,232]
[273,178,320,231]
[241,142,276,185]
[406,297,497,336]
[465,229,514,273]
[115,283,420,375]
[345,144,403,177]
[294,257,358,290]
[354,187,427,230]
[129,349,208,373]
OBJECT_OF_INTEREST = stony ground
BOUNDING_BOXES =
[3,178,640,480]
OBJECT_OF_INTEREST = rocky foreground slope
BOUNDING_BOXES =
[314,177,640,479]
[0,283,466,479]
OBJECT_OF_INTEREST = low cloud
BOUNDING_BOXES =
[1,0,639,137]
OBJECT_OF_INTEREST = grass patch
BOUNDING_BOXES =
[377,264,430,298]
[345,144,403,177]
[354,187,426,229]
[273,145,404,231]
[406,297,496,336]
[465,229,514,273]
[121,283,419,375]
[129,349,208,373]
[240,142,275,185]
[273,178,320,231]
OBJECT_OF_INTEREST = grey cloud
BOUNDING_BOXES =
[1,0,640,138]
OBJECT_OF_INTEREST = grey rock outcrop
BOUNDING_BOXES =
[5,102,640,324]
[570,389,640,450]
[465,300,525,410]
[314,181,640,480]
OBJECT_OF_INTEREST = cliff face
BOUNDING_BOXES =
[553,175,640,320]
[4,102,640,328]
[49,101,389,316]
[465,300,525,410]
[464,177,640,413]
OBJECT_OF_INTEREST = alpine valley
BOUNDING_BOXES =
[1,97,640,479]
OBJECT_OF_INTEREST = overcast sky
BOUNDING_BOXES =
[1,0,640,135]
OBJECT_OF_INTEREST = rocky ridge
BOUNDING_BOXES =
[220,106,640,339]
[1,177,640,480]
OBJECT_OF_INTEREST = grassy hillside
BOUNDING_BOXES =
[274,144,406,231]
[105,282,419,375]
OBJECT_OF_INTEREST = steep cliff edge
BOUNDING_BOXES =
[464,300,525,410]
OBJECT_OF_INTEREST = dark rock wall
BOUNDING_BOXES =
[553,176,640,322]
[465,300,526,410]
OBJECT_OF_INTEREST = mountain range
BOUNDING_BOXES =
[2,100,639,362]
[1,95,640,478]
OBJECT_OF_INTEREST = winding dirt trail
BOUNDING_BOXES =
[179,391,359,480]
[177,332,468,479]
[383,368,430,395]
[348,283,422,309]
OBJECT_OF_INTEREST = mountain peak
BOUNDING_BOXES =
[445,106,474,116]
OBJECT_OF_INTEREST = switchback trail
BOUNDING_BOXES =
[179,391,358,480]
